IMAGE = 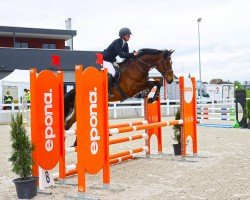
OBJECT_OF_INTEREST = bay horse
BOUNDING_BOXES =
[64,48,174,145]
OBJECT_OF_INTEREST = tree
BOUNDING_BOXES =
[234,81,244,90]
[9,113,34,179]
[210,78,223,84]
[209,78,233,84]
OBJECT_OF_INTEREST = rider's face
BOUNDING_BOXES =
[123,34,131,41]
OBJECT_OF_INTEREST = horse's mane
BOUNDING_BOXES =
[120,48,171,67]
[138,48,163,56]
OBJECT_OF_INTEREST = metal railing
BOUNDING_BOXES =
[108,99,180,118]
[0,97,248,119]
[0,103,30,112]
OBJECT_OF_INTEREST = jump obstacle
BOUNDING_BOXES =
[196,90,248,128]
[197,106,236,128]
[30,65,197,198]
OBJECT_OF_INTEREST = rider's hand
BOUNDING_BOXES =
[133,51,138,56]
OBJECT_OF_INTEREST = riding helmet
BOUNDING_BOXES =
[119,27,132,37]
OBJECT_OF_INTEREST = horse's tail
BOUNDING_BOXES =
[64,88,76,120]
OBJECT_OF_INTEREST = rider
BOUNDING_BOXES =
[3,91,13,110]
[23,88,31,109]
[102,27,138,97]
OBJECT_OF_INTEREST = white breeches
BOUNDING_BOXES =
[103,61,115,77]
[103,56,124,77]
[115,55,125,63]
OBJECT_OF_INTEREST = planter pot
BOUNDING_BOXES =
[173,143,181,156]
[13,176,38,199]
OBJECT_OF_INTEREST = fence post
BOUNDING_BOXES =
[212,98,215,114]
[166,99,170,115]
[114,103,117,119]
[141,99,144,117]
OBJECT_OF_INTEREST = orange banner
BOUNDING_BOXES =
[31,70,63,170]
[76,66,106,174]
[179,77,197,157]
[76,66,110,193]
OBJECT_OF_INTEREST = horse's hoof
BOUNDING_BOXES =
[140,93,148,98]
[71,141,77,147]
[147,98,154,103]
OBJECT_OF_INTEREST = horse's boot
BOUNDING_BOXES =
[108,73,114,98]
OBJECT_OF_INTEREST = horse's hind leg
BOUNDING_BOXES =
[65,110,78,147]
[65,109,76,130]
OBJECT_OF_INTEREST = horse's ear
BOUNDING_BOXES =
[169,49,175,54]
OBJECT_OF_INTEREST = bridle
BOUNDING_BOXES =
[135,52,173,77]
[154,56,173,77]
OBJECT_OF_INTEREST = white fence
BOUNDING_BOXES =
[0,98,248,124]
[108,99,180,119]
[0,103,30,124]
[108,98,237,119]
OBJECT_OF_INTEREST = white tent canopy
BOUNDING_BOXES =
[0,69,30,104]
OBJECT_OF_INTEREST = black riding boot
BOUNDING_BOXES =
[114,67,120,85]
[108,73,114,98]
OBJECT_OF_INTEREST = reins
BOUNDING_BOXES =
[119,50,173,77]
[135,53,172,77]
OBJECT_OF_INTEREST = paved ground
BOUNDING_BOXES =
[1,117,249,200]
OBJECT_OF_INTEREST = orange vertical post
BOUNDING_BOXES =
[191,78,198,155]
[101,68,110,188]
[179,76,186,157]
[75,66,85,195]
[58,71,66,183]
[76,66,110,197]
[30,69,38,178]
[179,76,198,159]
[145,97,162,154]
[30,69,65,185]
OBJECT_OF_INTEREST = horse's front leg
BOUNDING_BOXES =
[147,80,162,103]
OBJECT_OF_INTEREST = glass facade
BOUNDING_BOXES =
[14,42,28,48]
[42,43,56,49]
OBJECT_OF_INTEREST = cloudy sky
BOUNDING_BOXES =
[1,0,250,83]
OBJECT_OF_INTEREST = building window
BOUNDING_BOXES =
[14,42,28,48]
[42,43,56,49]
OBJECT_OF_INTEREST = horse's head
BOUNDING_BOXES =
[132,48,174,84]
[155,49,174,84]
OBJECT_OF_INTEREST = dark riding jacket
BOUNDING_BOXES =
[103,38,134,62]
